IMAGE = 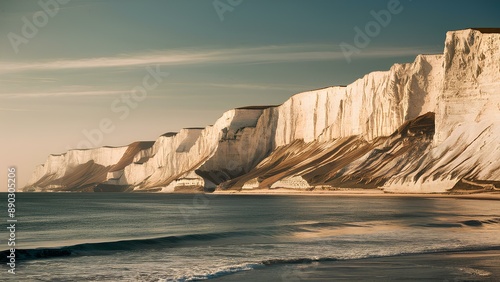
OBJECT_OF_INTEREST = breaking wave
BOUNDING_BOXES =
[164,245,500,282]
[0,230,264,262]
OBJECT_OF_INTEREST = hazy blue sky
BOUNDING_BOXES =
[1,0,500,189]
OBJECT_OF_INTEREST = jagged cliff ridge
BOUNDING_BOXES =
[25,29,500,193]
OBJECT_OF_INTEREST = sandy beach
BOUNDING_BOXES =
[214,188,500,200]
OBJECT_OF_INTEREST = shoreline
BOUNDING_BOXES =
[213,188,500,200]
[8,190,500,201]
[213,249,500,281]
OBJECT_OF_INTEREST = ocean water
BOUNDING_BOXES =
[1,193,500,281]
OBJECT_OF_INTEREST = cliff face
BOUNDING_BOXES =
[384,29,500,192]
[25,29,500,193]
[273,53,442,146]
[224,112,435,190]
[114,107,278,192]
[26,107,278,192]
[26,146,130,191]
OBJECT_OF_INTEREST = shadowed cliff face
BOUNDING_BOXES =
[310,112,436,188]
[222,112,435,190]
[26,161,109,192]
[24,142,154,192]
[109,142,155,172]
[24,29,500,193]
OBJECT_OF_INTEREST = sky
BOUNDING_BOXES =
[1,0,500,191]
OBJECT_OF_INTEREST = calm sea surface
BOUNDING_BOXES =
[1,193,499,281]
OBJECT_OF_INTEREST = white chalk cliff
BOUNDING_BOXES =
[25,29,500,193]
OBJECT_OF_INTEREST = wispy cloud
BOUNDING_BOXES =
[168,81,312,92]
[0,77,57,83]
[0,90,129,99]
[208,83,302,91]
[0,50,219,73]
[0,45,440,74]
[0,107,35,112]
